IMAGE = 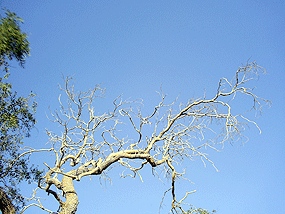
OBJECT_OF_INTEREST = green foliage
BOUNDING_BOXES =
[0,9,42,212]
[0,9,29,72]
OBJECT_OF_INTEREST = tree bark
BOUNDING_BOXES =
[0,188,16,214]
[59,176,79,214]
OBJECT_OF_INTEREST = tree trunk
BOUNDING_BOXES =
[0,188,16,214]
[59,176,79,214]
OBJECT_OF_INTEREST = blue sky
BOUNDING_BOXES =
[1,1,284,213]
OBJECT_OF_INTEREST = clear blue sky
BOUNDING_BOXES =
[1,1,284,213]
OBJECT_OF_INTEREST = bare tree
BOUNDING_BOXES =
[21,62,270,214]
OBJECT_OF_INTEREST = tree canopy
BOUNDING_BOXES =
[0,10,29,72]
[0,10,42,213]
